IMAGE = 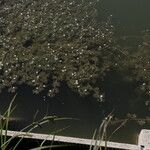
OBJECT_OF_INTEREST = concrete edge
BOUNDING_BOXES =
[138,129,150,150]
[2,130,140,150]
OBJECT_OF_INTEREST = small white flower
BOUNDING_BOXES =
[75,80,79,85]
[32,80,35,83]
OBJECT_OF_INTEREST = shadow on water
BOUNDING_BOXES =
[0,85,105,139]
[103,70,150,144]
[0,73,150,144]
[103,71,149,117]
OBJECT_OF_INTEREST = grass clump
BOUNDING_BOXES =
[0,95,73,149]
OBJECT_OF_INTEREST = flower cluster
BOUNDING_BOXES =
[0,0,122,101]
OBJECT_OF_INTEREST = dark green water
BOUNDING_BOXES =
[101,0,150,34]
[98,0,150,143]
[0,0,150,145]
[101,0,150,52]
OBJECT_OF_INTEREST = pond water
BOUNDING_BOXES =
[101,0,150,34]
[0,0,150,145]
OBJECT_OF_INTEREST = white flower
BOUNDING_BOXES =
[32,80,35,83]
[75,80,79,85]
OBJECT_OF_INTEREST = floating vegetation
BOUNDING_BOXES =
[127,31,150,108]
[110,113,150,127]
[0,0,123,101]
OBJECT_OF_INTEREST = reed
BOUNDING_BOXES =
[0,94,73,149]
[90,112,113,150]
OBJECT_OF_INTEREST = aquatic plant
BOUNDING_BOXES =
[0,0,123,101]
[0,94,16,150]
[90,112,113,150]
[120,30,150,108]
[110,113,150,127]
[134,31,150,97]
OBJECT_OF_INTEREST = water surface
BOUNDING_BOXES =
[0,0,150,144]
